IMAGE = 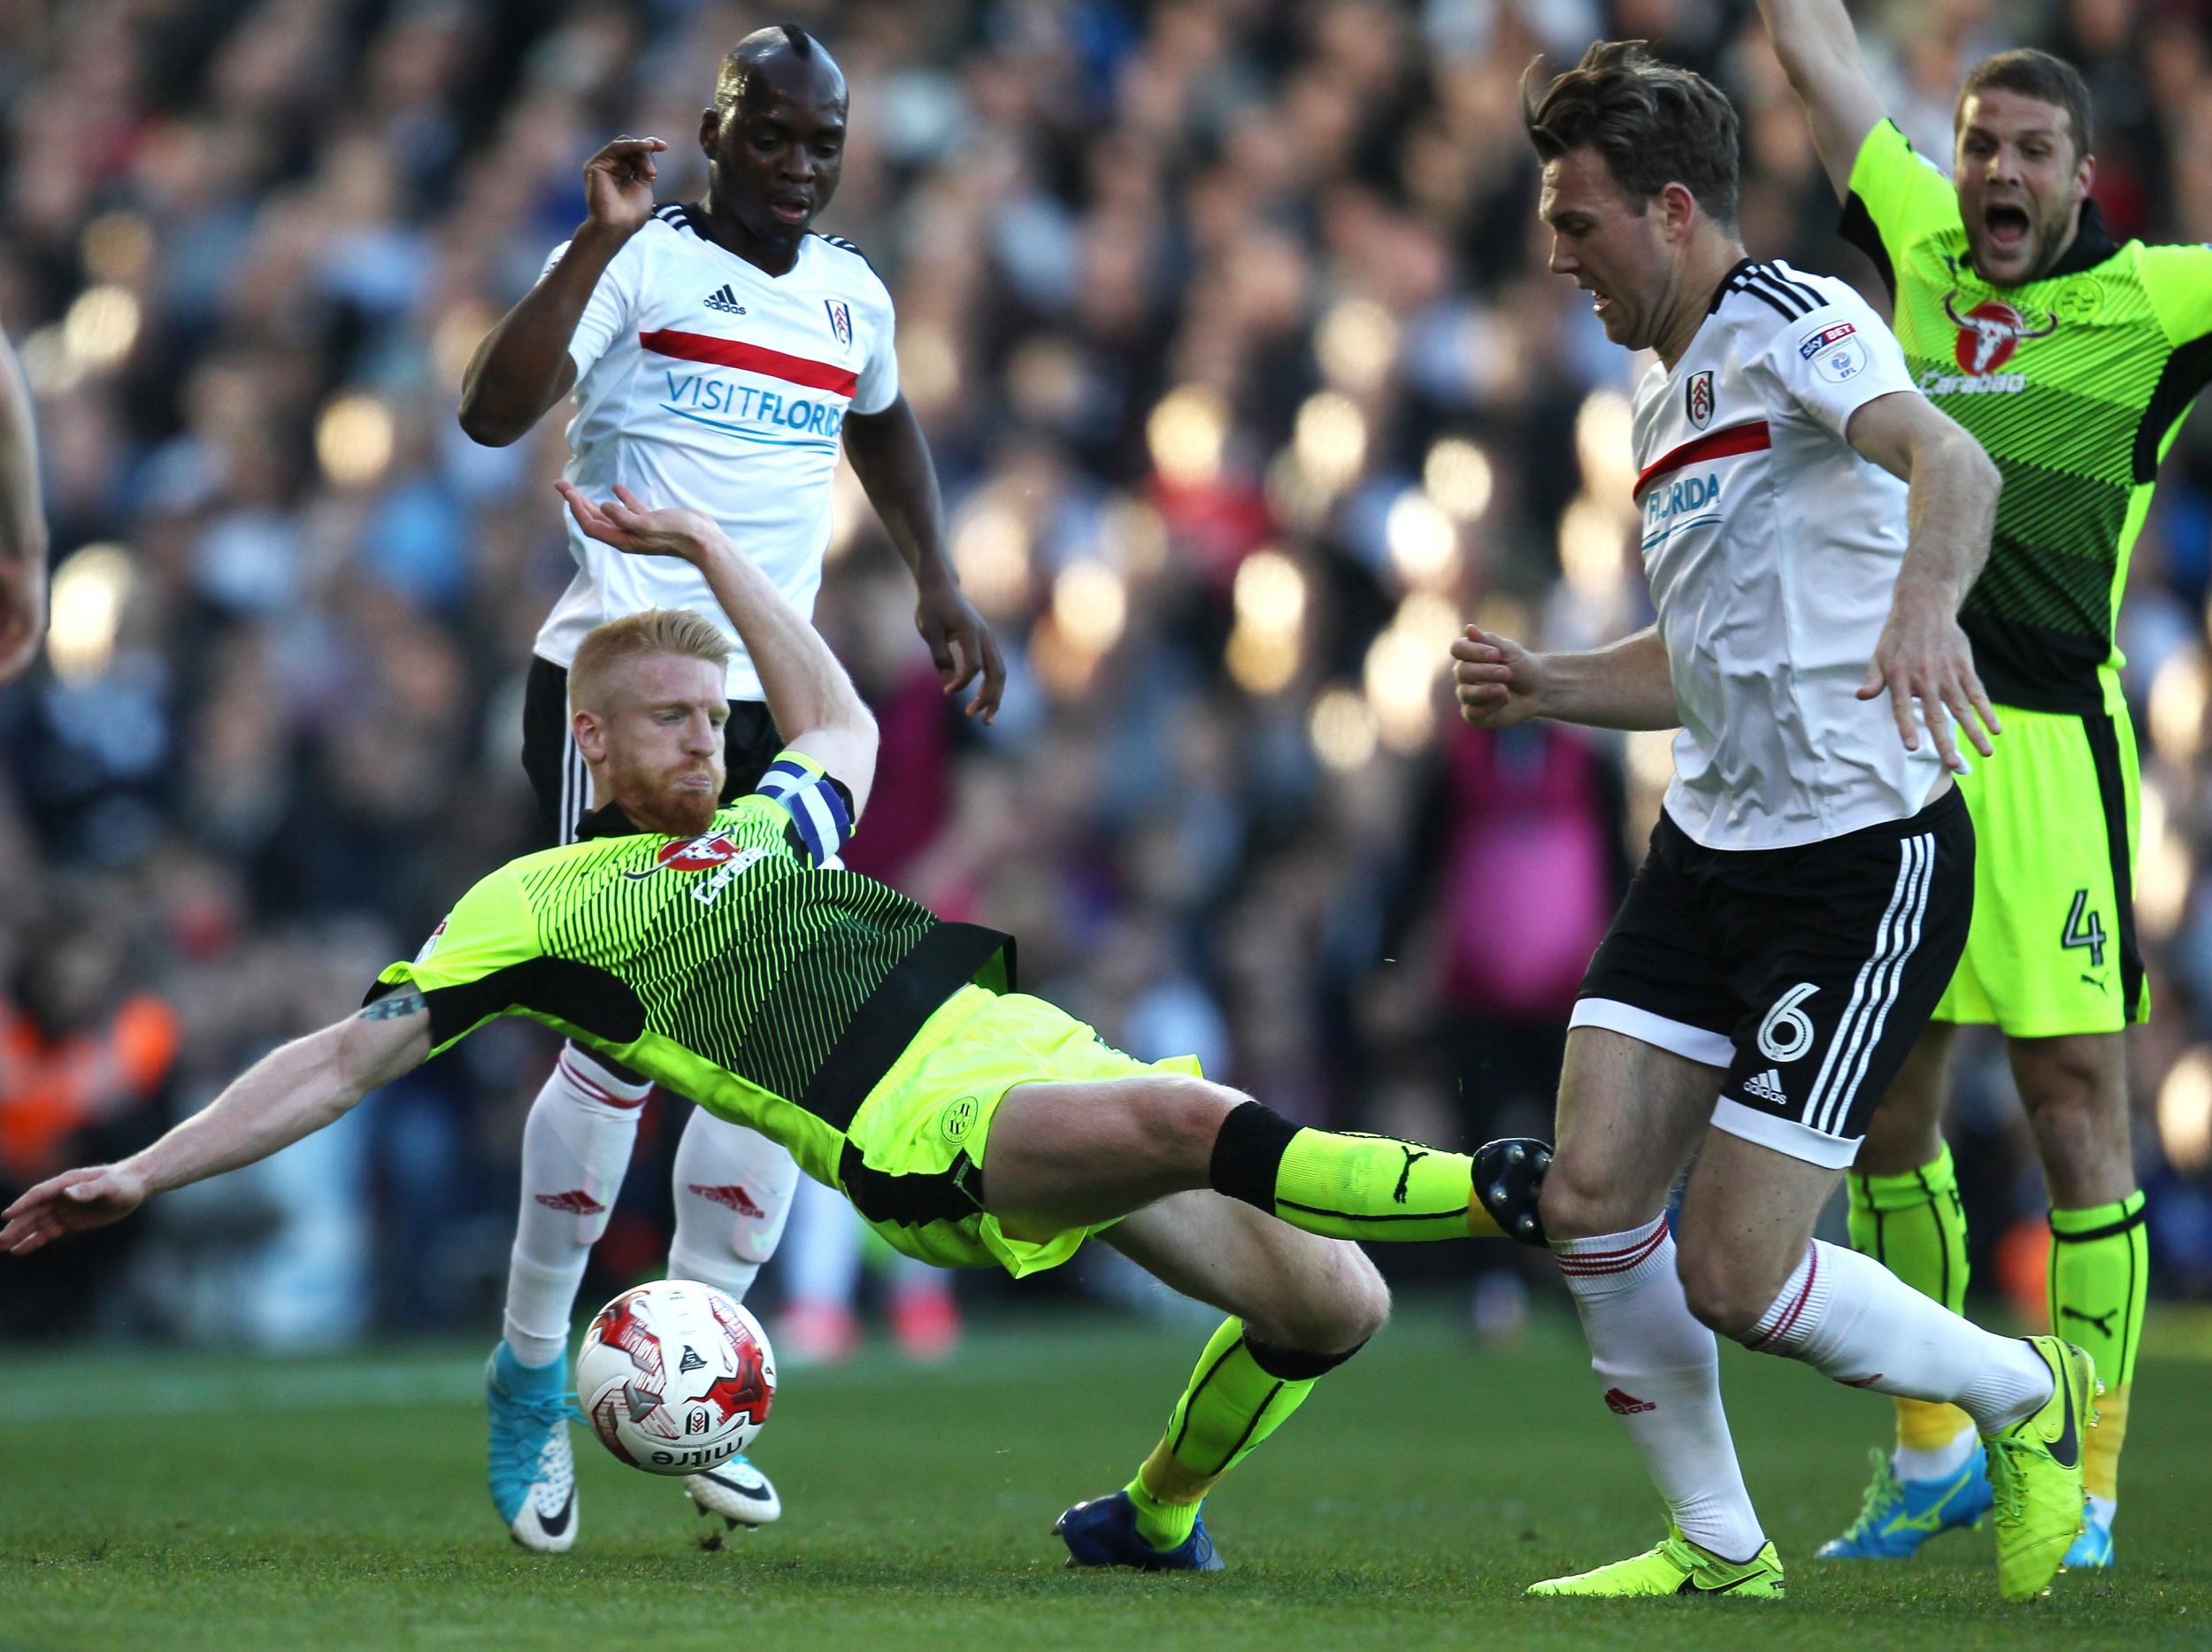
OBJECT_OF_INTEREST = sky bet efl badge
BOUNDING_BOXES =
[825,298,852,349]
[1800,319,1868,383]
[1686,369,1715,430]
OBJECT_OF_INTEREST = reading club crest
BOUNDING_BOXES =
[1686,370,1715,430]
[824,298,852,349]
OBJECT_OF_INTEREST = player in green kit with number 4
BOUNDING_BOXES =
[1757,0,2212,1570]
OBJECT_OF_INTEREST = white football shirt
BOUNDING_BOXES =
[1632,257,1946,850]
[533,205,899,701]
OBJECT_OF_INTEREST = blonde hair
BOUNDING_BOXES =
[569,608,732,712]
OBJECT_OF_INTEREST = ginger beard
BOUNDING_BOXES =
[573,653,728,839]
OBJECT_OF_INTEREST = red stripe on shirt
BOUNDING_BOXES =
[1632,420,1771,499]
[639,329,859,396]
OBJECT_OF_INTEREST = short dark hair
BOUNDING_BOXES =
[716,25,835,112]
[1956,49,2093,162]
[1521,40,1740,227]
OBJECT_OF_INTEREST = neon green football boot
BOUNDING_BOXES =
[1984,1335,2099,1602]
[1527,1525,1785,1597]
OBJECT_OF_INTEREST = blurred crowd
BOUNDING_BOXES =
[3,0,2211,1346]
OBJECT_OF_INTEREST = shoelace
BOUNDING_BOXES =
[1845,1448,1905,1535]
[491,1387,577,1485]
[1655,1533,1706,1577]
[1984,1435,2027,1527]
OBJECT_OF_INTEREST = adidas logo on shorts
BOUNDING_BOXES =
[1743,1069,1789,1105]
[703,284,746,315]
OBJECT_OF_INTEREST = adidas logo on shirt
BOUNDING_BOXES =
[1743,1069,1789,1105]
[703,284,746,315]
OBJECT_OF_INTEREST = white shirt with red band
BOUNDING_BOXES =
[533,208,899,701]
[1631,257,1943,851]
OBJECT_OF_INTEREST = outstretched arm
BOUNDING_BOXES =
[0,995,431,1255]
[557,481,880,815]
[841,396,1004,723]
[1755,0,1890,201]
[1453,623,1678,732]
[1847,390,2002,770]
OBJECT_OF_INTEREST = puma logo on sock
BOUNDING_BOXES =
[1393,1145,1431,1203]
[2061,1303,2118,1337]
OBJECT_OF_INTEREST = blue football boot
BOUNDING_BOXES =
[486,1342,580,1552]
[1056,1491,1225,1571]
[1816,1444,1994,1559]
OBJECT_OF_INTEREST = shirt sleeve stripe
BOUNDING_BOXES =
[757,758,816,797]
[787,778,851,864]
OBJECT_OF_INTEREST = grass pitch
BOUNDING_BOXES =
[1,1305,2205,1651]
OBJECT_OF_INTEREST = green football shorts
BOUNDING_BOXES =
[836,985,1203,1277]
[1937,697,2148,1036]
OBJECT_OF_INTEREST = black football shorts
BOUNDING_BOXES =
[1572,787,1973,1168]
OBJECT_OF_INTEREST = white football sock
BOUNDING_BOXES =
[1741,1240,2054,1433]
[667,1106,801,1303]
[782,1171,867,1306]
[1893,1425,1978,1482]
[503,1046,650,1368]
[1555,1216,1767,1563]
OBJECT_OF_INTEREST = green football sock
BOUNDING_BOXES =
[2049,1191,2147,1505]
[1126,1318,1318,1550]
[1209,1102,1487,1241]
[1847,1145,1974,1453]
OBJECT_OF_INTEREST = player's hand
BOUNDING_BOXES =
[557,480,723,565]
[0,557,45,682]
[582,136,668,239]
[1,1164,148,1256]
[915,574,1004,724]
[1859,580,2000,771]
[1452,624,1548,728]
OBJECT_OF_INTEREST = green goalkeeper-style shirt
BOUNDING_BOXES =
[365,749,1012,1190]
[1840,119,2212,714]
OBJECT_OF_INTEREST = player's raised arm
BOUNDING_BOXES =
[1754,0,1890,201]
[457,136,668,446]
[842,395,1005,723]
[0,328,47,680]
[1846,390,2002,770]
[1453,622,1678,732]
[0,995,432,1256]
[557,481,879,815]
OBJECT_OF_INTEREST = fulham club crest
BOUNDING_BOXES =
[1686,370,1715,430]
[824,298,852,349]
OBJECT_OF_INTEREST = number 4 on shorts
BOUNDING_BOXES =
[2062,888,2107,970]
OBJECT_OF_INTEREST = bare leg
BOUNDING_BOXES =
[982,1073,1524,1245]
[1102,1190,1388,1355]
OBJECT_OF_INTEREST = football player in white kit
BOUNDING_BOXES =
[1452,42,2097,1604]
[457,25,1003,1551]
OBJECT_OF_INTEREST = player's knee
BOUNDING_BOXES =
[1130,1077,1243,1173]
[1856,1095,1944,1176]
[1332,1247,1391,1347]
[1535,1149,1628,1242]
[1675,1240,1782,1339]
[1133,1079,1256,1185]
[1264,1242,1389,1356]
